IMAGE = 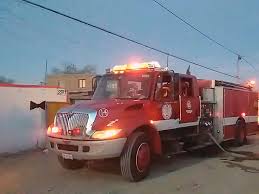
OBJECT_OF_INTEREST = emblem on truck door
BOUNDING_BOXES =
[186,100,192,113]
[162,104,172,120]
[98,108,109,117]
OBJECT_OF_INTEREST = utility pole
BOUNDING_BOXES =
[236,55,242,83]
[44,60,48,85]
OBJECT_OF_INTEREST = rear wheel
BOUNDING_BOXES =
[235,119,247,146]
[120,132,151,182]
[58,156,85,170]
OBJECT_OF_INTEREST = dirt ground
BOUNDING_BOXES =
[1,135,259,194]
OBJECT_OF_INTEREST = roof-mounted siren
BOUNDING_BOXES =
[246,80,256,89]
[126,61,161,70]
[111,61,161,73]
[146,61,161,68]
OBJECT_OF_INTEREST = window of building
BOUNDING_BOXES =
[57,80,64,87]
[78,79,86,88]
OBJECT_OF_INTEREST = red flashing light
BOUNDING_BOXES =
[112,61,161,73]
[241,112,246,117]
[246,80,256,88]
[73,128,81,136]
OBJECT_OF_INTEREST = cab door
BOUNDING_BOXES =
[153,72,180,122]
[178,76,200,123]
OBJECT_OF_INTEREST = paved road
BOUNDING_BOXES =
[1,135,259,194]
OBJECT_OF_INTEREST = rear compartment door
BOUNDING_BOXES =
[180,96,200,123]
[178,75,200,123]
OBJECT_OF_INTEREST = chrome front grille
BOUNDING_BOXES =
[55,112,89,136]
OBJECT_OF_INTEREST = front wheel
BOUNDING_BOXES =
[58,156,85,170]
[120,132,151,182]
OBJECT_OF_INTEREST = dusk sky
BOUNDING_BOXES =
[1,0,259,84]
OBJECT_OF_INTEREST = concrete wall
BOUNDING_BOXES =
[0,85,67,154]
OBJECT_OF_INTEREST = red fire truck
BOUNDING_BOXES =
[47,61,258,181]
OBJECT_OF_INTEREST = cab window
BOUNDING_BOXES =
[155,73,173,101]
[180,78,193,97]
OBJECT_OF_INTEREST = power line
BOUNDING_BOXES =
[19,0,238,79]
[242,58,257,70]
[151,0,238,56]
[151,0,257,71]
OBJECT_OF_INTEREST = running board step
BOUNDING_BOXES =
[161,133,200,141]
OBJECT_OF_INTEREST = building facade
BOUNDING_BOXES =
[47,73,94,103]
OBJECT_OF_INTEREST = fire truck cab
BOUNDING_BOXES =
[47,61,258,181]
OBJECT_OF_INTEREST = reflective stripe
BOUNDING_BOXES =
[153,119,199,131]
[153,115,258,131]
[223,116,258,126]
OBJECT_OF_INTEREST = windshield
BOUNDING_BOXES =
[92,72,153,100]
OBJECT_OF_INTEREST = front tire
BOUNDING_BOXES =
[58,156,85,170]
[120,132,151,182]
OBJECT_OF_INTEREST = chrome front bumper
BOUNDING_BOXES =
[48,137,127,160]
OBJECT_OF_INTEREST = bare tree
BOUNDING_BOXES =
[0,75,14,83]
[51,64,76,74]
[63,64,77,74]
[51,64,96,75]
[51,67,61,74]
[80,65,96,74]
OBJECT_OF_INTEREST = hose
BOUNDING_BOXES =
[207,132,246,158]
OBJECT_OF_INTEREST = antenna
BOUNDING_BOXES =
[236,55,242,83]
[45,59,48,85]
[166,55,169,68]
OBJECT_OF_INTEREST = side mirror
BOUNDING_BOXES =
[92,75,102,92]
[87,91,94,96]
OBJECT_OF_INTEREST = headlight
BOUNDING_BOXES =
[47,124,62,135]
[91,129,122,140]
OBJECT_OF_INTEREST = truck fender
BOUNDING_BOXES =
[131,125,162,155]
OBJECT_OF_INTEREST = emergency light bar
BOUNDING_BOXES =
[112,61,161,72]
